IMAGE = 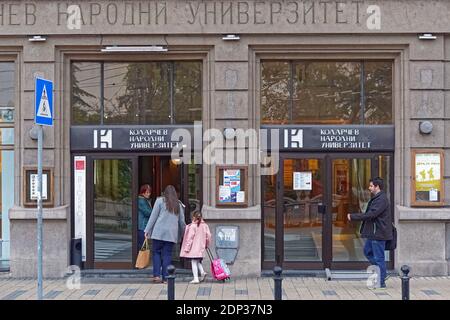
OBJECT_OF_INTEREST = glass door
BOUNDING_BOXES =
[90,157,137,269]
[280,155,325,268]
[263,153,394,270]
[330,154,394,269]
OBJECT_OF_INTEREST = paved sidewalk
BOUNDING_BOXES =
[1,274,450,300]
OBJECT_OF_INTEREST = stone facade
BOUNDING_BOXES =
[1,0,449,277]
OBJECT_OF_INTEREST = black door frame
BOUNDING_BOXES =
[263,152,394,271]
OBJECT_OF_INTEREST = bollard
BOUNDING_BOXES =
[401,265,410,300]
[273,266,283,300]
[167,265,176,300]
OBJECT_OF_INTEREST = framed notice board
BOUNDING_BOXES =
[216,165,248,207]
[411,149,444,206]
[24,167,54,207]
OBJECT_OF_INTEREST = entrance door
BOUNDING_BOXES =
[90,157,137,269]
[83,154,201,269]
[278,155,326,269]
[262,153,393,270]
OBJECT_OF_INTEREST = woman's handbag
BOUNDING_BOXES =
[135,239,150,269]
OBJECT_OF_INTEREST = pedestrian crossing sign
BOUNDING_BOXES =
[35,78,53,126]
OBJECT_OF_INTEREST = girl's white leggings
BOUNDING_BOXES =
[191,259,205,280]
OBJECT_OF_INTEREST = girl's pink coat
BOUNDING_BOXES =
[180,220,211,258]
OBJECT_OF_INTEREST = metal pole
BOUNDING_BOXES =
[167,265,176,300]
[37,125,43,300]
[401,265,410,301]
[273,266,283,300]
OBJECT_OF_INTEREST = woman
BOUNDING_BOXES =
[137,184,152,251]
[144,185,186,283]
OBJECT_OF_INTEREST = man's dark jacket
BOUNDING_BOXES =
[350,191,393,241]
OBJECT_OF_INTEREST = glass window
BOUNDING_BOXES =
[293,62,361,124]
[104,62,171,125]
[363,62,393,124]
[0,63,15,124]
[72,61,202,125]
[71,63,101,125]
[261,61,392,125]
[261,62,290,124]
[174,62,202,124]
[0,128,14,145]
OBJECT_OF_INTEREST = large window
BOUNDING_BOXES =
[71,61,202,125]
[0,62,15,267]
[261,61,392,125]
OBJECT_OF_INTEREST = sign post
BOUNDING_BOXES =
[35,77,53,300]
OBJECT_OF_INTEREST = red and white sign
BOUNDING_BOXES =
[74,156,86,261]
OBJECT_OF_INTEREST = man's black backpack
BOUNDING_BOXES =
[385,224,397,250]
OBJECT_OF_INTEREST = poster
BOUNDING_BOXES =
[30,174,48,200]
[219,185,231,202]
[223,169,241,202]
[236,191,245,203]
[414,152,443,204]
[293,172,312,190]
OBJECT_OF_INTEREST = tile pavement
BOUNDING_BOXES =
[1,274,450,300]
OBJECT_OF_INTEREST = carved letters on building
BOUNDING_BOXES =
[0,1,377,27]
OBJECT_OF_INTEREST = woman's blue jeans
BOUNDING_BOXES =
[152,239,174,280]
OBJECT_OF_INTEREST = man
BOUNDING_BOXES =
[347,177,392,289]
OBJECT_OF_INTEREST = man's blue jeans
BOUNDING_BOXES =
[364,239,387,287]
[152,239,174,280]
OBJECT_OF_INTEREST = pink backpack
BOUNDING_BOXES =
[206,248,231,281]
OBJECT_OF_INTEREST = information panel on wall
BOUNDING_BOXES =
[412,149,444,206]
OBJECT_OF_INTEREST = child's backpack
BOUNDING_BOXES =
[206,248,231,282]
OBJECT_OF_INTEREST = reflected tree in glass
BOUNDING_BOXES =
[261,62,290,124]
[71,63,101,124]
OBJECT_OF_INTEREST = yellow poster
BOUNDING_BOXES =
[415,153,441,192]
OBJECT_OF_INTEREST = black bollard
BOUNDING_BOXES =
[401,265,410,300]
[273,266,283,300]
[167,265,176,300]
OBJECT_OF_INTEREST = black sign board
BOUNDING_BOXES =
[70,125,196,151]
[71,125,394,152]
[262,125,395,151]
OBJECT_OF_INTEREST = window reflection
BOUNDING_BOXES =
[261,61,393,125]
[363,62,393,124]
[261,62,290,124]
[263,174,276,262]
[94,159,132,263]
[332,159,371,262]
[72,61,202,125]
[71,63,101,125]
[293,62,361,124]
[174,62,202,124]
[0,63,15,119]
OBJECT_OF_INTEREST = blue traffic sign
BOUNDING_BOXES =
[35,78,53,126]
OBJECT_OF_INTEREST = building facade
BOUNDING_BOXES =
[0,0,449,277]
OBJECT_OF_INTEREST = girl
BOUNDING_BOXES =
[180,210,211,284]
